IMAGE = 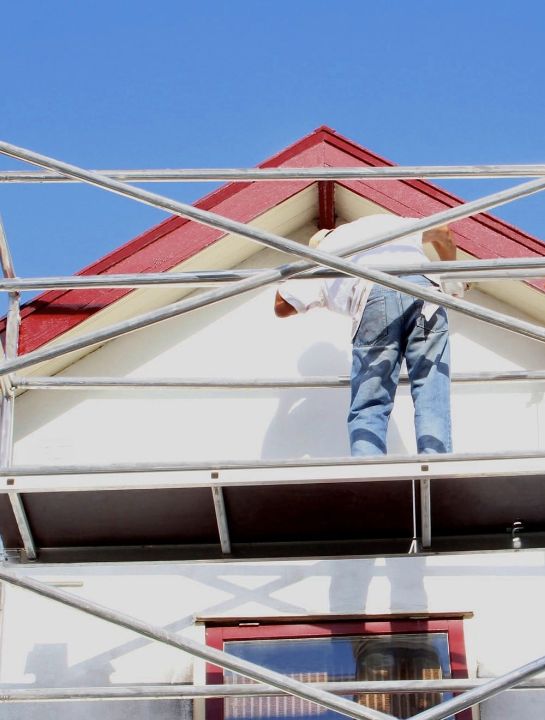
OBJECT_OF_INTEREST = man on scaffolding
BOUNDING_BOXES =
[274,213,462,457]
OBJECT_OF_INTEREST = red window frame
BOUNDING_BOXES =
[206,619,471,720]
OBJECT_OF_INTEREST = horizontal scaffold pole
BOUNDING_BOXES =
[1,678,544,703]
[3,164,545,183]
[1,448,544,475]
[12,370,545,390]
[1,451,545,496]
[0,570,394,720]
[2,140,545,379]
[2,256,545,291]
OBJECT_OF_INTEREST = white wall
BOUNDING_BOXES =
[1,552,545,719]
[12,284,545,464]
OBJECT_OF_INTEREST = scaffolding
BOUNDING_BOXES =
[1,140,545,717]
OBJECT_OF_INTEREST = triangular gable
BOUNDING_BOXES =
[4,126,545,354]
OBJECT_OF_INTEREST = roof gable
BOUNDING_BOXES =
[5,126,545,354]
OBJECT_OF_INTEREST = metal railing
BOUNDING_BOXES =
[1,142,545,718]
[3,677,545,703]
[4,162,545,182]
[1,256,545,293]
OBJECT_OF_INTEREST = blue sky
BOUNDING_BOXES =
[2,0,545,310]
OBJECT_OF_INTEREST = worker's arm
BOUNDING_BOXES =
[423,225,467,296]
[274,290,298,317]
[422,225,456,261]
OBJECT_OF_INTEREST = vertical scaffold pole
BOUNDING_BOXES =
[0,217,36,560]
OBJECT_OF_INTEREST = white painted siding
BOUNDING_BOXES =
[12,284,545,464]
[5,264,545,718]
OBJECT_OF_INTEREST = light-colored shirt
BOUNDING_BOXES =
[278,214,435,338]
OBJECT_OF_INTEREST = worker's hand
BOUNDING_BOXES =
[423,225,456,261]
[274,290,297,317]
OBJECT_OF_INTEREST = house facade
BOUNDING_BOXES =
[1,128,545,719]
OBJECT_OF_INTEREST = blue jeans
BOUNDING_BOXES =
[348,275,452,456]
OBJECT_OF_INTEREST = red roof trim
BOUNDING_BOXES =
[320,132,545,255]
[4,127,545,353]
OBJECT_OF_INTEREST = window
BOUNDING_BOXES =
[206,620,470,720]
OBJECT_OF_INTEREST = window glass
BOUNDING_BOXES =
[223,633,452,720]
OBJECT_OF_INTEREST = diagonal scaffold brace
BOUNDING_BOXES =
[1,140,545,380]
[0,568,395,720]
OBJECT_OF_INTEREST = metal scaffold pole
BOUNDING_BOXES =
[3,163,545,182]
[0,569,395,720]
[1,451,545,495]
[11,369,545,390]
[1,678,545,703]
[0,256,545,292]
[0,217,36,560]
[2,141,545,380]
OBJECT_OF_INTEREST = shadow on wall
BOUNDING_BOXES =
[15,643,188,720]
[261,342,406,459]
[10,553,545,717]
[17,558,431,698]
[328,556,429,614]
[6,557,429,719]
[25,643,112,688]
